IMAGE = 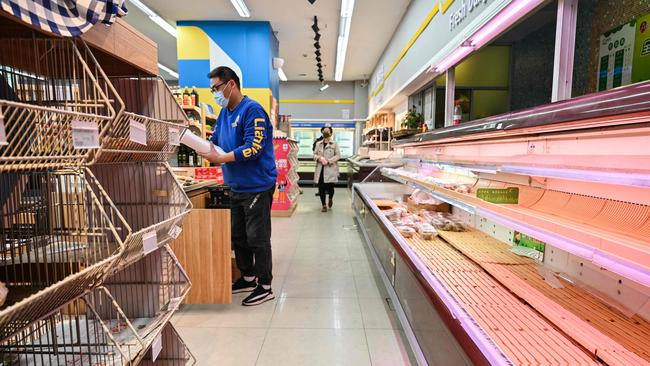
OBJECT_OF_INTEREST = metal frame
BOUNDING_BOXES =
[551,0,578,102]
[0,38,122,171]
[0,168,128,342]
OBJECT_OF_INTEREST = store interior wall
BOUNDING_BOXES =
[367,0,514,114]
[279,81,359,120]
[509,18,556,111]
[582,0,650,96]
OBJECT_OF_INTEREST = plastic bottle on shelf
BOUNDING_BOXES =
[191,86,199,107]
[453,103,462,125]
[183,88,191,107]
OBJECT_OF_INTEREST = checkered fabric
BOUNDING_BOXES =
[0,0,128,37]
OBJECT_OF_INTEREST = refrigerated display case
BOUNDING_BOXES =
[291,122,357,185]
[353,81,650,366]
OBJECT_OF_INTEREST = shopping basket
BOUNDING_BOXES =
[88,162,192,271]
[96,245,191,363]
[0,37,122,171]
[0,168,128,342]
[0,287,145,365]
[139,322,196,366]
[94,76,190,163]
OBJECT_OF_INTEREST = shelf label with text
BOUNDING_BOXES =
[142,230,158,255]
[71,120,100,149]
[0,111,7,145]
[169,127,180,146]
[168,225,182,240]
[476,187,519,204]
[129,119,148,145]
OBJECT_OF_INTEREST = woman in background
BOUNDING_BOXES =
[313,126,341,212]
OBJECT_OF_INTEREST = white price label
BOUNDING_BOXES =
[151,333,163,362]
[142,230,158,255]
[0,111,7,146]
[168,225,182,239]
[71,120,100,149]
[129,119,147,145]
[169,127,180,146]
[168,296,183,311]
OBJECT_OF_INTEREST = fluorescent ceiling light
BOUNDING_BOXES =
[334,0,355,82]
[130,0,177,38]
[158,63,179,79]
[320,84,330,91]
[278,68,288,81]
[230,0,251,17]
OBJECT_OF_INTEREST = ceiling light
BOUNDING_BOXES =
[320,83,330,91]
[230,0,251,18]
[158,63,179,78]
[278,67,288,81]
[129,0,177,38]
[335,0,355,81]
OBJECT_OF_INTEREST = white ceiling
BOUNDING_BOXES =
[123,0,411,81]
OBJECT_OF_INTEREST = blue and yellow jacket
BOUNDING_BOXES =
[210,96,277,193]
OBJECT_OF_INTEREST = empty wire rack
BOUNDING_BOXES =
[0,37,123,171]
[138,322,196,366]
[88,162,192,272]
[0,168,127,342]
[0,286,145,365]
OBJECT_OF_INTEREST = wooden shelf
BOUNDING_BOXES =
[182,105,201,114]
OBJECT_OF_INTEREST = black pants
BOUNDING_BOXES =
[317,170,334,206]
[231,186,275,285]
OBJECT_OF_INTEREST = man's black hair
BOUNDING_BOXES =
[207,66,241,89]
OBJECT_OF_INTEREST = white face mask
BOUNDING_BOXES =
[212,81,232,108]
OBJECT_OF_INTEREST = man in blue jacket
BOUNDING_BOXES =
[203,66,278,306]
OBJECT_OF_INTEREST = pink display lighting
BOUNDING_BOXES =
[470,0,546,48]
[430,0,546,74]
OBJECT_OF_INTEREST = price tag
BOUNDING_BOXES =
[129,119,147,145]
[142,230,158,255]
[168,296,183,311]
[0,111,7,146]
[71,120,100,149]
[151,333,163,362]
[168,225,182,239]
[168,127,180,146]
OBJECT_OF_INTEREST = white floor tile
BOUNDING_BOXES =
[271,297,363,329]
[359,298,402,330]
[175,300,277,328]
[281,273,358,298]
[365,329,414,366]
[354,274,387,299]
[175,327,267,366]
[256,328,371,366]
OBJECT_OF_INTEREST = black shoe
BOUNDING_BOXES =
[242,285,275,306]
[232,277,257,294]
[328,198,333,208]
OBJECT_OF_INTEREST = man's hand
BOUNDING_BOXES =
[203,144,236,165]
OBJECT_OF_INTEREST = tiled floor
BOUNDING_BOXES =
[173,188,415,365]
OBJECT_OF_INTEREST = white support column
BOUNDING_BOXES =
[552,0,578,102]
[445,68,456,127]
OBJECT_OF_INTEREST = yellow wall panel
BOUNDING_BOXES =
[177,26,210,60]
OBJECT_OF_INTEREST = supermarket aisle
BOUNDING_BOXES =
[173,188,415,366]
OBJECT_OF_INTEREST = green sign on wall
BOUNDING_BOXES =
[633,13,650,84]
[476,187,519,204]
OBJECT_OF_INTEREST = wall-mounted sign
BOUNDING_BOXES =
[632,12,650,84]
[449,0,491,32]
[597,20,636,91]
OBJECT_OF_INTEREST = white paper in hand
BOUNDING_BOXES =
[180,130,225,155]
